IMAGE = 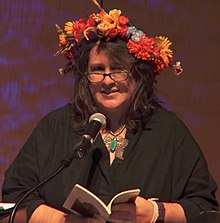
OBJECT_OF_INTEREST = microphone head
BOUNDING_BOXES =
[73,113,106,159]
[89,113,106,129]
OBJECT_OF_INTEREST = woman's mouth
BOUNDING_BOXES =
[102,90,119,95]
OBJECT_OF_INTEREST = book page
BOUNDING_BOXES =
[107,189,140,209]
[63,184,110,220]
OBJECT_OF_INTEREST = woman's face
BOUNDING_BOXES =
[88,46,137,115]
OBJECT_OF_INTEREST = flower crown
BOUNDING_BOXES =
[55,0,182,75]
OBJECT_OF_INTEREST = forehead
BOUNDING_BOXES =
[88,46,110,65]
[88,45,131,69]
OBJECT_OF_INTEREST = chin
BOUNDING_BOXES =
[99,104,125,114]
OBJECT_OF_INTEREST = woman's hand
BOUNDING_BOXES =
[64,213,104,223]
[107,196,154,223]
[30,204,104,223]
[107,196,187,223]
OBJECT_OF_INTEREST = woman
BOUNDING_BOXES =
[2,0,218,222]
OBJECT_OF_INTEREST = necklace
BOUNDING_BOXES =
[103,125,129,160]
[107,125,126,137]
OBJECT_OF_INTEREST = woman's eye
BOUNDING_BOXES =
[90,66,105,72]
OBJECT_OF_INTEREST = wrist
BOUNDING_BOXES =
[155,202,165,223]
[148,199,165,223]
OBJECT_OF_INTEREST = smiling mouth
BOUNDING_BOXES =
[102,90,119,95]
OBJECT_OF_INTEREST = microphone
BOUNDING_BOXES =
[74,113,106,159]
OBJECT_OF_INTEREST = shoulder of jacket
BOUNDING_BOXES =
[152,106,177,122]
[41,103,72,120]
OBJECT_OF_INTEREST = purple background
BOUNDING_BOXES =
[0,0,220,202]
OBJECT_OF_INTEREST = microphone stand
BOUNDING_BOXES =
[8,145,85,223]
[8,113,106,222]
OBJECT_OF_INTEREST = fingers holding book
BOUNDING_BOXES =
[108,196,154,223]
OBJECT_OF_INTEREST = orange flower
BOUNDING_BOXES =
[58,34,67,45]
[93,9,128,37]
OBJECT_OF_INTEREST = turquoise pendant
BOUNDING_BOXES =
[110,139,117,152]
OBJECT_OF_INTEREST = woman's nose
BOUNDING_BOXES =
[102,73,115,84]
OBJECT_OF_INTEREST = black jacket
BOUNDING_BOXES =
[2,104,219,221]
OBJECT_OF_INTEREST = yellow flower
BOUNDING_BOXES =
[64,21,74,35]
[155,36,173,66]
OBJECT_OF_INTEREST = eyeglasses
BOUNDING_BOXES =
[85,70,130,83]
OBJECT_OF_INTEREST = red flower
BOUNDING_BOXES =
[119,16,129,25]
[108,28,119,37]
[117,25,128,37]
[73,18,86,42]
[85,14,96,28]
[127,36,155,60]
[64,51,74,59]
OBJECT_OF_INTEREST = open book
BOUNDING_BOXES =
[63,184,140,221]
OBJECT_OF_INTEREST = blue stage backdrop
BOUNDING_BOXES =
[0,0,220,202]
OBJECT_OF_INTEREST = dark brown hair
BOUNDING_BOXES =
[71,37,159,133]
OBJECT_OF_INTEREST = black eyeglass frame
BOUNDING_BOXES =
[85,70,130,83]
